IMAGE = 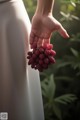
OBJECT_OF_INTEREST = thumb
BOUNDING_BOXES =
[58,25,69,38]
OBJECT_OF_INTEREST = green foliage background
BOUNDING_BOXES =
[23,0,80,120]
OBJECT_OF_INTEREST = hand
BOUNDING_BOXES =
[30,14,69,48]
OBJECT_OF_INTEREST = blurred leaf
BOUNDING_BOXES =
[53,102,62,120]
[41,75,56,100]
[71,1,76,7]
[70,48,79,57]
[57,61,72,68]
[71,15,80,20]
[70,33,80,42]
[60,11,70,18]
[60,11,75,21]
[48,75,56,99]
[54,94,77,105]
[55,76,73,81]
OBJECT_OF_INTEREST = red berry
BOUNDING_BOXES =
[36,64,43,72]
[32,54,37,59]
[46,44,53,50]
[28,58,34,64]
[43,44,48,49]
[27,55,31,59]
[44,58,49,64]
[31,63,35,68]
[43,44,53,50]
[28,51,32,56]
[48,44,53,49]
[50,50,56,56]
[45,50,51,55]
[39,60,43,65]
[36,58,39,63]
[49,56,55,63]
[39,47,44,53]
[39,54,45,59]
[35,50,40,56]
[36,64,42,69]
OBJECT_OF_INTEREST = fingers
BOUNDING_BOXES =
[58,25,69,38]
[30,36,38,48]
[30,31,51,48]
[37,38,43,47]
[30,36,50,48]
[43,38,50,45]
[37,38,50,47]
[30,32,43,48]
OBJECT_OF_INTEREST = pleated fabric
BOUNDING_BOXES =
[0,0,44,120]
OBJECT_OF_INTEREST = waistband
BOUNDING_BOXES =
[0,0,11,4]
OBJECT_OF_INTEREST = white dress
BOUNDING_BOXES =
[0,0,44,120]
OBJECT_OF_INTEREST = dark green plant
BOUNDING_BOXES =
[41,75,77,120]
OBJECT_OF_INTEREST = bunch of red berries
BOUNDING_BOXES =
[27,44,56,72]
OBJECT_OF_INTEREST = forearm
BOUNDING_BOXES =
[36,0,55,15]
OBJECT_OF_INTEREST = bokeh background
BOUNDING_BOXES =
[23,0,80,120]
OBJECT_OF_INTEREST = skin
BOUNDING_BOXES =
[30,0,69,48]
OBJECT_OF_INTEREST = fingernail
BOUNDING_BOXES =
[66,32,70,38]
[67,34,70,38]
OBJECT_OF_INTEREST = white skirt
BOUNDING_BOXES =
[0,0,44,120]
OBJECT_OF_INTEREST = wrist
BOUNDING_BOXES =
[35,8,52,16]
[36,0,54,16]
